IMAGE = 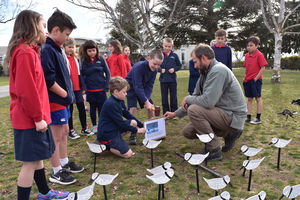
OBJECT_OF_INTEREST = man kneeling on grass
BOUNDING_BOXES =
[164,44,247,161]
[96,77,146,158]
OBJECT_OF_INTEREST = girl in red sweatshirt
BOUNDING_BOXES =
[122,45,132,76]
[107,40,127,78]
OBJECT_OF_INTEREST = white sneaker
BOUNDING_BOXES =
[250,118,262,124]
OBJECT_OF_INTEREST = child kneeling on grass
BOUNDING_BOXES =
[97,77,146,158]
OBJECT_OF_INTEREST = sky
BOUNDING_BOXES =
[0,0,115,46]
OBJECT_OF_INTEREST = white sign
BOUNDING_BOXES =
[144,118,166,140]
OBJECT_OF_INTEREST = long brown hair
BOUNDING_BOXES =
[5,10,42,64]
[109,40,123,55]
[63,37,78,58]
[81,40,100,64]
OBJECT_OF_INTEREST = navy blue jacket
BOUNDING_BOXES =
[211,44,232,70]
[188,59,200,95]
[41,37,75,106]
[126,60,157,104]
[158,51,182,82]
[81,57,110,91]
[97,95,143,141]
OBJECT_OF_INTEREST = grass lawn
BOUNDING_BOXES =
[0,76,9,86]
[0,69,299,200]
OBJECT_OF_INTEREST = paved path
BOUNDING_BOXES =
[0,85,9,98]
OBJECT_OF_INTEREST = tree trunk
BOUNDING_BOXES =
[272,33,282,83]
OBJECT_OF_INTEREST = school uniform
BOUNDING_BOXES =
[10,41,55,161]
[97,95,143,154]
[107,52,127,78]
[122,55,132,76]
[188,59,200,95]
[126,60,157,108]
[243,49,268,97]
[158,51,182,114]
[211,43,232,70]
[41,37,75,125]
[81,57,110,125]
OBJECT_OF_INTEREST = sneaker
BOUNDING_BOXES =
[49,169,76,185]
[206,148,222,161]
[37,189,69,200]
[91,125,98,134]
[69,129,80,140]
[222,129,243,152]
[245,118,251,123]
[62,161,84,173]
[250,118,262,124]
[81,127,94,136]
[129,133,137,145]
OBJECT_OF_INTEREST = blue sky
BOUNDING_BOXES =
[0,0,113,46]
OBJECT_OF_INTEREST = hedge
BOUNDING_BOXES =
[233,56,300,70]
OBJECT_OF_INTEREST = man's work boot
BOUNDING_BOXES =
[206,148,222,161]
[222,129,243,152]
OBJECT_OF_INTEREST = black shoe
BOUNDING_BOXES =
[49,169,76,185]
[129,134,137,145]
[222,129,243,152]
[245,118,251,123]
[62,161,84,173]
[69,129,80,139]
[206,148,222,161]
[81,127,94,136]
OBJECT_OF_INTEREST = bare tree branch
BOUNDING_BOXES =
[283,23,300,32]
[285,32,300,35]
[260,0,275,33]
[281,3,300,28]
[267,0,280,30]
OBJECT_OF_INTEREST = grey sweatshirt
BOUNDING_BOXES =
[175,59,247,130]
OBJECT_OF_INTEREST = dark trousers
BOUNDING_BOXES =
[69,102,87,130]
[90,102,104,126]
[160,82,178,114]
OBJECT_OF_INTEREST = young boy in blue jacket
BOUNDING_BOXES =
[159,38,182,114]
[41,9,82,185]
[211,29,232,70]
[97,77,146,158]
[126,49,164,145]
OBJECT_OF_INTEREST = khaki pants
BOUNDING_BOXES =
[182,104,233,151]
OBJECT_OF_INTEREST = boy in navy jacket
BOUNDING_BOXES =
[97,77,145,158]
[211,29,232,70]
[41,9,82,185]
[159,38,182,114]
[126,49,164,145]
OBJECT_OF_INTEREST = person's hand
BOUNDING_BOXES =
[168,68,175,73]
[164,112,176,120]
[103,53,108,59]
[181,96,188,111]
[137,128,146,134]
[253,78,257,82]
[35,120,48,132]
[144,100,153,110]
[161,68,166,73]
[130,120,138,127]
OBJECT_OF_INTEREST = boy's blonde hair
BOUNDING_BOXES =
[163,38,173,45]
[109,77,130,94]
[215,29,227,37]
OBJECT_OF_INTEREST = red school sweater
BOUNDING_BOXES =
[9,42,51,129]
[107,52,127,78]
[122,55,132,76]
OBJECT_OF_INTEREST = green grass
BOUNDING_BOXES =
[0,77,9,86]
[0,69,300,199]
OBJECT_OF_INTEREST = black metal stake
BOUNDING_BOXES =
[277,148,281,170]
[243,156,249,177]
[195,166,200,193]
[103,185,108,200]
[204,145,208,166]
[248,170,252,191]
[215,190,218,196]
[158,184,161,200]
[93,153,97,173]
[151,149,154,168]
[162,184,164,199]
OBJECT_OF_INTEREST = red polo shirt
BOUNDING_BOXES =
[243,50,268,82]
[122,55,132,75]
[9,42,51,129]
